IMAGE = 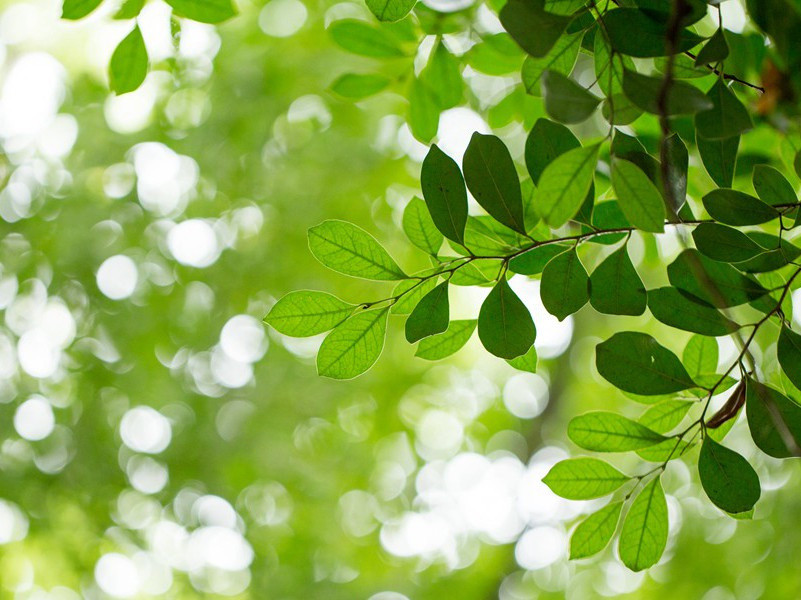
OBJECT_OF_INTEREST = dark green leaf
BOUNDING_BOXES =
[695,80,753,140]
[664,133,689,212]
[265,291,355,336]
[596,331,697,395]
[463,133,526,233]
[778,326,801,392]
[62,0,103,19]
[621,69,713,115]
[568,412,667,452]
[524,118,580,184]
[692,223,766,263]
[421,145,468,244]
[329,20,406,57]
[695,28,729,65]
[109,26,148,95]
[165,0,236,23]
[589,244,647,316]
[697,133,738,188]
[534,144,599,227]
[541,248,590,320]
[521,33,582,94]
[648,287,739,337]
[416,319,476,360]
[478,278,536,359]
[405,281,449,343]
[619,477,668,571]
[392,277,438,315]
[611,158,665,233]
[746,378,801,458]
[330,73,391,99]
[702,189,779,226]
[541,70,600,123]
[509,244,568,275]
[317,308,389,379]
[543,458,630,499]
[403,197,443,255]
[366,0,416,22]
[570,502,623,560]
[752,165,797,207]
[699,437,761,513]
[308,220,407,280]
[500,0,571,58]
[603,8,703,57]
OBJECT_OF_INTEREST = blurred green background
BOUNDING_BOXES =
[0,0,800,598]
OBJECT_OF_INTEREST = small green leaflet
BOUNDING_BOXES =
[541,70,600,124]
[778,325,801,391]
[619,477,668,571]
[621,69,713,115]
[317,308,389,379]
[746,378,801,458]
[463,133,526,234]
[329,20,406,58]
[640,400,693,434]
[109,25,148,95]
[308,220,407,280]
[692,223,766,263]
[508,344,538,372]
[695,80,753,140]
[648,287,739,337]
[702,189,779,226]
[415,319,476,360]
[568,412,667,452]
[62,0,102,19]
[694,28,729,65]
[697,133,738,188]
[330,73,391,100]
[682,334,719,378]
[478,278,536,359]
[365,0,416,22]
[165,0,237,23]
[752,165,797,207]
[534,144,599,228]
[570,502,623,560]
[421,145,468,244]
[402,197,443,255]
[524,118,580,184]
[521,33,582,94]
[265,290,355,336]
[611,158,665,233]
[540,248,590,321]
[603,8,703,57]
[543,458,630,500]
[405,281,449,343]
[596,332,697,395]
[500,0,571,58]
[698,437,761,514]
[589,244,647,316]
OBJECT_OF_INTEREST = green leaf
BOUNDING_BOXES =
[524,118,580,184]
[637,438,693,462]
[366,0,416,22]
[699,437,761,514]
[746,378,801,458]
[541,248,590,320]
[391,277,438,315]
[109,26,148,95]
[165,0,236,23]
[594,36,642,125]
[500,0,571,58]
[697,133,738,188]
[568,412,667,452]
[509,244,567,275]
[405,281,449,343]
[621,69,713,115]
[421,145,468,244]
[737,234,801,273]
[330,73,391,99]
[596,332,697,395]
[329,20,406,58]
[778,325,801,392]
[508,344,538,372]
[317,308,389,379]
[692,223,766,263]
[521,33,582,94]
[416,319,476,360]
[611,158,665,233]
[308,220,407,280]
[694,28,729,65]
[534,144,599,228]
[544,0,587,14]
[667,249,768,308]
[695,80,753,140]
[619,477,668,571]
[664,133,689,212]
[648,287,739,337]
[463,133,526,234]
[683,334,719,378]
[752,165,797,207]
[408,78,439,143]
[62,0,103,19]
[604,8,703,57]
[541,70,600,124]
[420,41,463,109]
[403,197,443,255]
[570,502,623,560]
[543,458,630,500]
[590,244,647,316]
[702,189,779,226]
[478,278,536,359]
[113,0,144,18]
[265,291,355,337]
[640,400,693,434]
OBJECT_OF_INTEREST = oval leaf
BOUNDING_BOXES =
[265,291,355,337]
[317,308,389,379]
[415,319,476,360]
[421,145,469,244]
[699,436,761,514]
[619,476,668,571]
[568,412,667,452]
[543,458,630,500]
[109,25,148,95]
[589,244,647,316]
[540,248,590,321]
[405,281,449,343]
[478,278,536,359]
[534,144,599,228]
[570,502,623,560]
[611,158,665,233]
